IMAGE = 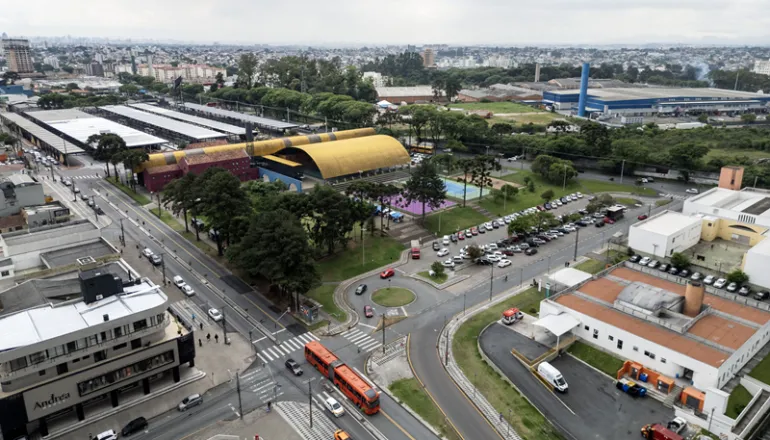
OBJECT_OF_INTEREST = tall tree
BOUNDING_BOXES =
[457,158,475,207]
[470,155,500,200]
[226,209,320,311]
[162,173,199,233]
[120,149,150,189]
[197,168,250,254]
[86,133,127,175]
[237,53,259,89]
[305,186,356,255]
[403,161,447,223]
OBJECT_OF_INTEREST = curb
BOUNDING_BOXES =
[408,272,470,290]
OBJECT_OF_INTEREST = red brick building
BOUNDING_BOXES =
[142,149,259,192]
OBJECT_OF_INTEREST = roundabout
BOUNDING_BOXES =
[371,287,416,307]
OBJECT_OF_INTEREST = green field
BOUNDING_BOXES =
[749,352,770,385]
[104,177,151,205]
[726,384,752,419]
[615,197,641,206]
[417,270,448,284]
[453,286,561,439]
[567,341,625,378]
[372,287,415,307]
[316,234,405,282]
[449,101,538,113]
[306,284,347,323]
[390,378,463,440]
[424,206,489,236]
[573,259,606,275]
[491,113,563,127]
[707,148,770,160]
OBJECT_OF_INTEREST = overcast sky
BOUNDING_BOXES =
[2,0,770,46]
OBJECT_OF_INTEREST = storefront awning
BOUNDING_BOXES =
[534,313,580,337]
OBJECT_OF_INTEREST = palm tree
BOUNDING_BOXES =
[109,151,124,182]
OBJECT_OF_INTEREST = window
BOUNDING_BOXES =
[77,350,175,396]
[133,319,148,332]
[94,350,107,362]
[56,363,68,375]
[39,370,46,376]
[67,340,78,353]
[114,326,123,338]
[608,335,614,342]
[633,346,638,352]
[29,351,47,365]
[131,338,142,349]
[617,340,623,350]
[0,271,9,277]
[661,358,667,364]
[593,329,598,339]
[584,325,590,331]
[113,343,127,351]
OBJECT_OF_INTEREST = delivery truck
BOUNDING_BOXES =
[502,308,523,325]
[537,362,568,393]
[410,240,421,259]
[640,424,683,440]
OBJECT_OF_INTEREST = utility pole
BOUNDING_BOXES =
[160,254,167,285]
[444,316,449,366]
[235,371,243,419]
[119,218,125,246]
[222,308,227,334]
[562,163,567,191]
[72,184,77,202]
[286,107,290,122]
[382,312,386,354]
[489,264,494,301]
[619,159,625,184]
[307,381,313,429]
[156,192,162,218]
[734,71,740,91]
[573,226,580,261]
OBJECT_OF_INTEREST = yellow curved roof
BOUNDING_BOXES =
[136,127,376,172]
[289,135,410,179]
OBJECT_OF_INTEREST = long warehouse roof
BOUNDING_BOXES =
[0,112,85,155]
[99,105,227,140]
[128,103,248,135]
[25,109,167,148]
[181,102,298,130]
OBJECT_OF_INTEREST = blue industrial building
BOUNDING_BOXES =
[544,87,770,116]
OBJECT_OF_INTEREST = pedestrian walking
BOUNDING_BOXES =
[199,322,203,331]
[198,339,202,347]
[206,333,211,342]
[215,334,219,343]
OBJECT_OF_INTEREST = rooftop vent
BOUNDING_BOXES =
[76,256,98,272]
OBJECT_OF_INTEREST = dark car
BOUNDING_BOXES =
[629,255,640,263]
[285,358,303,376]
[754,291,769,301]
[576,221,588,227]
[432,241,440,251]
[355,284,367,295]
[668,266,679,276]
[658,263,670,272]
[121,417,148,436]
[544,203,553,210]
[525,248,538,256]
[476,257,492,265]
[595,220,606,227]
[150,254,162,266]
[678,269,690,278]
[450,234,458,243]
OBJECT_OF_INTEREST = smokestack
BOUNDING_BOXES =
[683,282,705,317]
[534,63,541,83]
[577,62,590,117]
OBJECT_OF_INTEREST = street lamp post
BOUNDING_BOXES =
[562,163,568,191]
[362,228,366,266]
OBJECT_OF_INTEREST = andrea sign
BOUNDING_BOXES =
[33,392,71,410]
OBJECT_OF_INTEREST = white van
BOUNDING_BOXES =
[537,362,568,393]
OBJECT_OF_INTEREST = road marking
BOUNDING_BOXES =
[260,351,274,362]
[358,323,377,329]
[252,336,267,343]
[96,180,286,329]
[381,409,417,440]
[273,328,286,335]
[257,353,268,364]
[401,306,408,316]
[359,340,381,351]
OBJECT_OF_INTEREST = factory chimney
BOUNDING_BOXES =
[577,62,590,117]
[534,63,541,83]
[683,282,705,317]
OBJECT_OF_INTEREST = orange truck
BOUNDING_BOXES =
[502,308,523,325]
[410,240,420,259]
[640,424,683,440]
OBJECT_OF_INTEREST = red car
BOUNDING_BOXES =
[603,217,616,224]
[364,305,374,318]
[471,227,479,236]
[637,214,648,220]
[458,233,465,241]
[536,205,545,211]
[380,268,395,279]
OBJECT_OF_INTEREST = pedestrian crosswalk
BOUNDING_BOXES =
[257,332,320,364]
[238,368,284,402]
[341,328,382,353]
[67,174,101,180]
[660,193,688,200]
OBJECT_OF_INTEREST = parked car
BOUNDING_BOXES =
[498,259,512,268]
[173,275,186,288]
[648,260,659,268]
[668,267,679,276]
[380,269,395,279]
[525,248,538,256]
[595,220,605,227]
[726,282,739,293]
[437,248,449,257]
[703,275,716,285]
[637,214,648,220]
[325,397,345,417]
[658,263,670,272]
[150,254,162,266]
[208,308,223,322]
[355,284,367,295]
[443,235,450,245]
[364,305,374,318]
[639,257,651,266]
[442,259,455,268]
[450,233,458,243]
[285,358,303,376]
[714,278,728,289]
[685,188,700,194]
[678,269,690,278]
[142,248,154,258]
[182,285,195,296]
[93,430,118,440]
[739,286,751,296]
[629,255,641,263]
[432,241,440,251]
[690,272,702,281]
[754,291,769,301]
[178,394,203,411]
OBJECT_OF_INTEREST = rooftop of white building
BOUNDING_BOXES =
[687,187,770,219]
[632,210,702,235]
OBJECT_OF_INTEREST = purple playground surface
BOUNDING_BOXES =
[387,197,455,215]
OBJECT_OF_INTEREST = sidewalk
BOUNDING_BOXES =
[190,407,301,440]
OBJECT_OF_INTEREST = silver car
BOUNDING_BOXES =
[178,394,202,411]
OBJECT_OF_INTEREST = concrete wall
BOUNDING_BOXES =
[4,228,101,271]
[743,245,770,290]
[541,299,720,389]
[629,218,701,258]
[700,218,767,247]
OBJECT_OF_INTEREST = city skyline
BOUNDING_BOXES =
[2,0,770,46]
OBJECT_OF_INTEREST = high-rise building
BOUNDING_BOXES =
[1,38,35,74]
[85,63,105,77]
[43,56,60,70]
[95,53,104,64]
[753,59,770,76]
[421,48,435,68]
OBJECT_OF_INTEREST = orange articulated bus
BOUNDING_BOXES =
[304,341,380,414]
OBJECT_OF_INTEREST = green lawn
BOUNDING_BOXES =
[390,378,463,440]
[150,208,223,261]
[104,177,152,205]
[726,384,752,419]
[316,234,405,282]
[306,284,348,323]
[707,148,770,160]
[567,341,625,378]
[615,197,640,206]
[453,286,561,440]
[449,101,538,113]
[417,270,448,284]
[749,352,770,385]
[424,207,489,236]
[656,199,672,207]
[372,287,415,307]
[573,259,606,275]
[491,113,563,127]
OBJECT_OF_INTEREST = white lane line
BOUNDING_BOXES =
[278,345,292,355]
[307,332,320,341]
[283,339,300,351]
[260,351,273,362]
[296,334,312,343]
[340,329,358,337]
[252,336,267,344]
[266,347,283,359]
[273,328,286,335]
[347,333,370,344]
[358,323,377,330]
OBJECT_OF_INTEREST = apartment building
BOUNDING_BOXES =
[0,259,196,439]
[1,38,34,74]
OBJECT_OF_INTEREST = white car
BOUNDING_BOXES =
[498,259,512,268]
[442,235,450,245]
[93,430,118,440]
[685,188,699,194]
[208,308,223,322]
[173,275,186,288]
[639,257,651,266]
[714,278,728,289]
[452,255,463,263]
[437,248,449,257]
[325,397,345,417]
[442,259,456,268]
[576,192,583,198]
[142,248,154,258]
[487,254,501,263]
[182,284,195,297]
[485,223,494,231]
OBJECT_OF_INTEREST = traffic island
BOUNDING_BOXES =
[371,287,416,307]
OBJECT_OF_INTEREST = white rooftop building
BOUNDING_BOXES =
[629,211,703,258]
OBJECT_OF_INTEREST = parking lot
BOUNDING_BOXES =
[480,323,674,440]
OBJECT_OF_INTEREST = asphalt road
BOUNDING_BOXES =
[480,323,674,440]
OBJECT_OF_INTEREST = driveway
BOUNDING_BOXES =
[480,323,674,440]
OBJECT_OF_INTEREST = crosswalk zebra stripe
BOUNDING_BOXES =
[296,334,311,343]
[278,345,292,355]
[286,339,302,350]
[308,332,320,341]
[347,333,370,344]
[261,350,274,362]
[359,340,381,351]
[266,347,282,358]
